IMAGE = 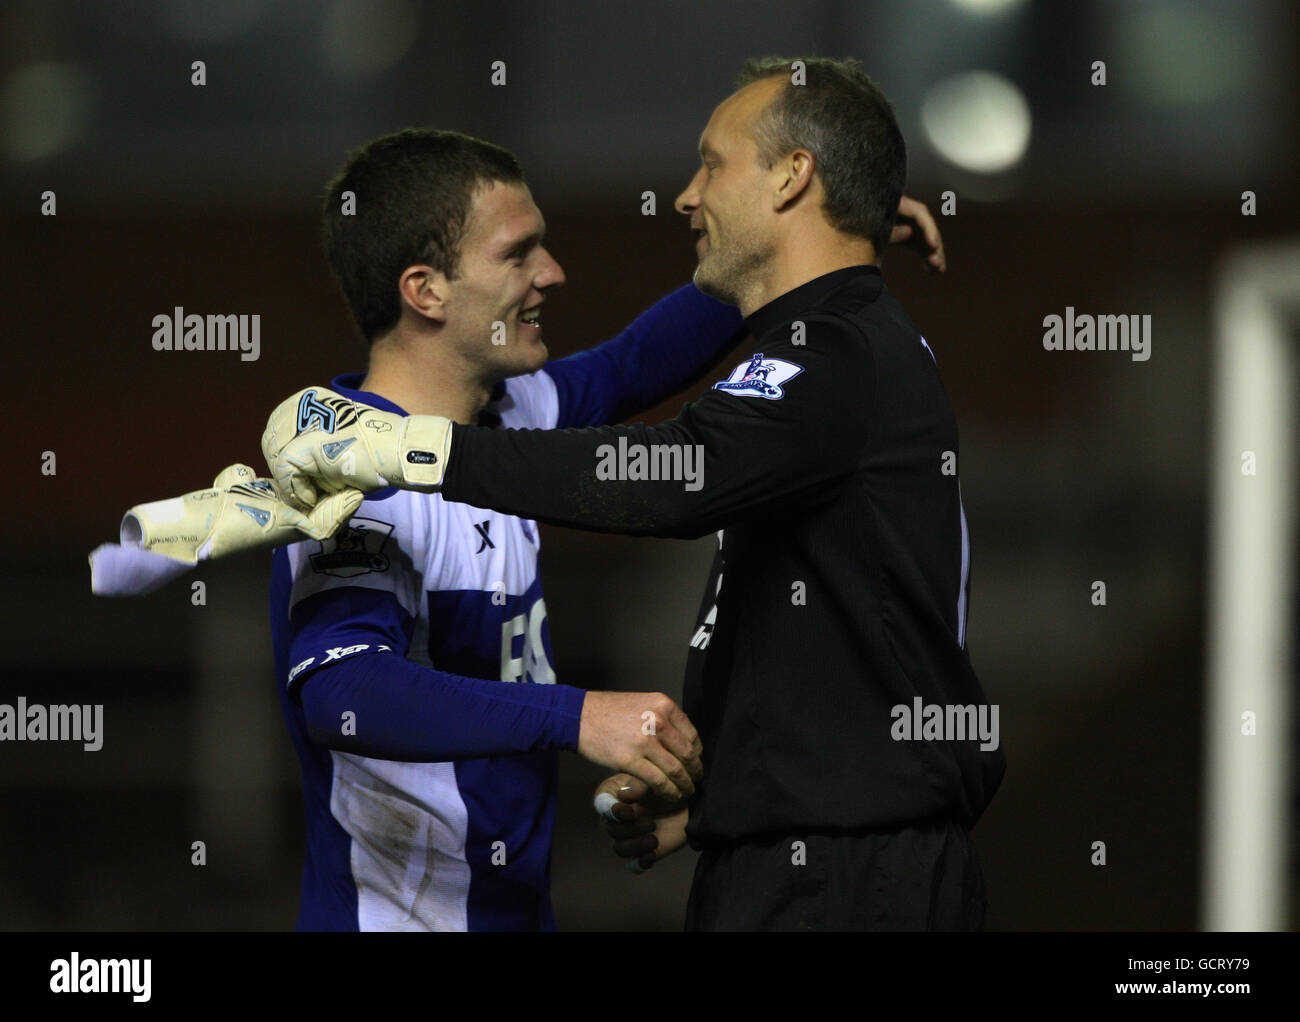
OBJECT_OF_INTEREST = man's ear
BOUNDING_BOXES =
[398,265,449,325]
[773,148,816,212]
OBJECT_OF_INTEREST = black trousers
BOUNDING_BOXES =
[684,817,987,931]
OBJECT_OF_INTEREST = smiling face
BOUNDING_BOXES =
[674,77,784,306]
[441,180,565,380]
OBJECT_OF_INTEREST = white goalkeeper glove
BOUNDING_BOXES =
[262,386,453,511]
[123,463,364,564]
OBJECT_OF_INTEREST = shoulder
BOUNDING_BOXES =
[800,281,935,381]
[487,370,559,430]
[819,277,925,350]
[283,489,432,615]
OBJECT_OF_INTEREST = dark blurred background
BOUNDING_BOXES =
[2,0,1298,930]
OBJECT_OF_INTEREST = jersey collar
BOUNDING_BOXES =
[330,373,408,417]
[743,264,881,339]
[329,374,509,420]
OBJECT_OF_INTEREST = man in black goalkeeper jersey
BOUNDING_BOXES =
[267,56,1004,930]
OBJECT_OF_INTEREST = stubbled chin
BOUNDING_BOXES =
[693,270,734,306]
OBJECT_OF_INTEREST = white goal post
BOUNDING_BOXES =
[1204,240,1300,931]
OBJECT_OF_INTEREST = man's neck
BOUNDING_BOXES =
[738,234,877,318]
[358,329,492,425]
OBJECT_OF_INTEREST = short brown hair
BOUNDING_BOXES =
[736,57,906,252]
[322,129,525,342]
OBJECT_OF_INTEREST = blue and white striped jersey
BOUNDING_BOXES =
[271,371,571,931]
[265,285,745,931]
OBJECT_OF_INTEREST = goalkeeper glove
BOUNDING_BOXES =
[262,386,453,510]
[123,463,363,564]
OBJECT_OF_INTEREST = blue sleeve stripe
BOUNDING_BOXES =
[299,652,586,760]
[545,284,743,428]
[286,586,414,697]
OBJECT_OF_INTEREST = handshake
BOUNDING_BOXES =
[581,692,700,874]
[592,772,693,874]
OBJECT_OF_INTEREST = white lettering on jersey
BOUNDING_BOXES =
[527,598,556,685]
[320,643,392,665]
[690,531,726,651]
[501,614,526,683]
[500,598,556,684]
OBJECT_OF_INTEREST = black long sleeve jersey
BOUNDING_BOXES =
[442,265,1006,847]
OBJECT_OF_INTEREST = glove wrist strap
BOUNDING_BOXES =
[397,416,452,489]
